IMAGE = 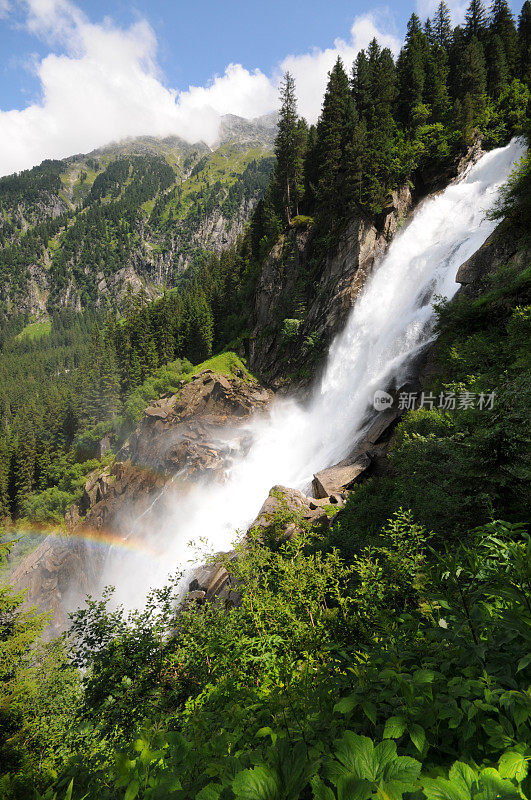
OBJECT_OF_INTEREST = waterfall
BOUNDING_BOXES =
[103,138,525,609]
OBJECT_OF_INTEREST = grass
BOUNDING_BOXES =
[16,320,51,342]
[162,145,270,222]
[123,352,256,427]
[185,352,256,383]
[290,215,315,228]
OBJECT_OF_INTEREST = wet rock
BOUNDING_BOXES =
[187,558,240,608]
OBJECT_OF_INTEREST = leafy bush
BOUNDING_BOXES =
[21,487,76,523]
[281,319,301,340]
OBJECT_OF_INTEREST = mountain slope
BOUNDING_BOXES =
[0,114,275,321]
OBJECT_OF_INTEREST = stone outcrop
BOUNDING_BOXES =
[313,454,371,499]
[312,407,402,498]
[11,371,273,632]
[456,225,528,297]
[248,186,412,380]
[79,372,272,532]
[9,535,101,639]
[251,484,343,532]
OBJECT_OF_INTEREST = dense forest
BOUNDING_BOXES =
[0,0,530,797]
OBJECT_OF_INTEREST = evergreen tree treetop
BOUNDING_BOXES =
[489,0,519,73]
[519,0,531,81]
[274,72,302,223]
[406,11,424,36]
[464,0,488,38]
[433,0,453,48]
[352,48,371,120]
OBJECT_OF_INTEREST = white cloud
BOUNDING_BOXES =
[281,13,401,122]
[0,0,401,176]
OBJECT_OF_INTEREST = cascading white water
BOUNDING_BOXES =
[103,138,525,609]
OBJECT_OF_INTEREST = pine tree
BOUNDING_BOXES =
[183,291,214,364]
[315,57,351,224]
[449,25,467,99]
[464,0,488,39]
[460,92,476,141]
[344,115,367,208]
[487,33,509,97]
[489,0,519,75]
[363,42,399,211]
[424,18,435,45]
[129,348,142,389]
[518,0,531,81]
[425,41,451,119]
[100,339,121,417]
[84,325,121,422]
[368,40,398,123]
[303,124,319,210]
[352,49,372,120]
[397,13,429,124]
[36,441,52,491]
[457,35,488,114]
[433,0,453,48]
[157,296,177,365]
[274,72,304,224]
[0,437,11,521]
[14,428,36,515]
[294,118,308,212]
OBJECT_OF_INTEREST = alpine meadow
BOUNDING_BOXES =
[0,1,530,799]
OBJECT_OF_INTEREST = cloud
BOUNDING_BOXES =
[281,13,400,122]
[0,0,401,177]
[416,0,468,25]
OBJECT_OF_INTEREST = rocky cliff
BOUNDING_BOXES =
[248,141,488,384]
[249,186,412,381]
[10,370,273,635]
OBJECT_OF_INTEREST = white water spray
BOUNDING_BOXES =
[103,139,524,609]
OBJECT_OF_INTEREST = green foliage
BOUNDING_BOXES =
[489,144,531,240]
[328,261,530,548]
[281,319,301,340]
[21,487,77,523]
[0,4,530,798]
[15,320,52,342]
[25,512,529,800]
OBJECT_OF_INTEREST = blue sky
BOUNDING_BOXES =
[0,0,524,176]
[1,1,407,111]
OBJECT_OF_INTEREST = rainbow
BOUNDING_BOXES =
[2,521,160,558]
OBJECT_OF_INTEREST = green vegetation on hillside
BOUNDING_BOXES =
[0,0,529,797]
[0,138,274,320]
[15,320,51,342]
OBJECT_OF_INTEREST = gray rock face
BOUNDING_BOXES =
[456,227,527,296]
[248,185,413,380]
[313,454,371,499]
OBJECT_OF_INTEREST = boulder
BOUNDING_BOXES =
[456,228,524,297]
[187,557,241,608]
[252,484,346,536]
[313,453,371,499]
